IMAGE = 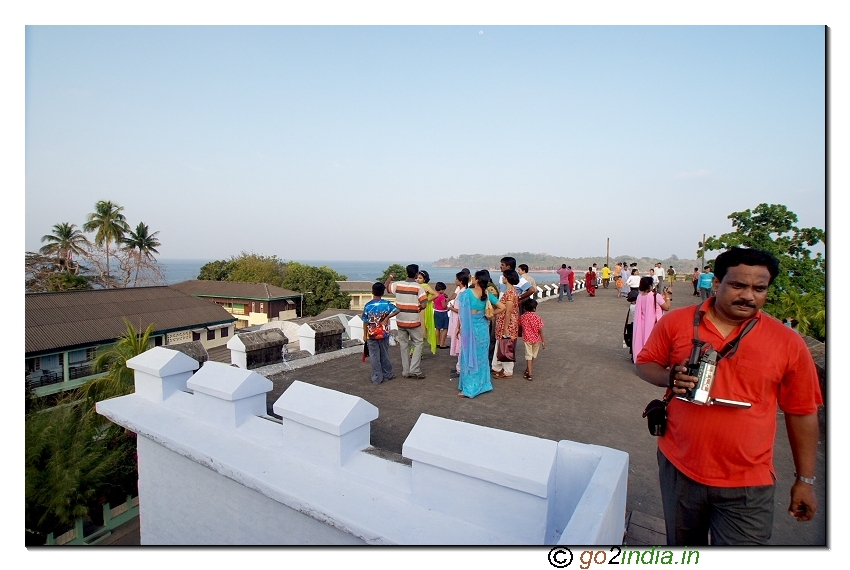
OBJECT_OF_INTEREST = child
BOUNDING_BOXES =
[433,282,450,348]
[518,298,545,381]
[361,282,399,385]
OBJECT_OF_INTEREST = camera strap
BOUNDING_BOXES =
[691,301,758,361]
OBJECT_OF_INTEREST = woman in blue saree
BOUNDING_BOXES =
[456,270,505,398]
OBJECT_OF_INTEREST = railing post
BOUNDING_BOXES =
[103,502,112,527]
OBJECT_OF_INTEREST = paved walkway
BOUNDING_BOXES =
[264,280,826,546]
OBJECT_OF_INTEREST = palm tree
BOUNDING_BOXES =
[82,200,130,287]
[82,318,155,405]
[39,223,89,273]
[122,222,162,287]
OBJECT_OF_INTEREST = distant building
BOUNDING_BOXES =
[336,281,395,311]
[26,286,236,396]
[171,280,302,327]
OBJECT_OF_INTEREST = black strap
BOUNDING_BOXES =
[691,301,758,361]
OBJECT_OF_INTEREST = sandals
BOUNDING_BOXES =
[492,371,512,379]
[522,371,533,381]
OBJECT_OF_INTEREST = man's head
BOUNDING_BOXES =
[704,265,712,272]
[604,264,608,268]
[561,263,567,269]
[500,257,517,271]
[712,247,780,322]
[518,264,529,274]
[567,265,572,270]
[372,282,385,297]
[406,264,419,279]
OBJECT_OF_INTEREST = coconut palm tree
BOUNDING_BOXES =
[82,200,130,287]
[39,222,89,273]
[122,222,162,287]
[81,318,155,405]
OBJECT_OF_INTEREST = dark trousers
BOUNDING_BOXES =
[657,449,774,546]
[366,338,393,383]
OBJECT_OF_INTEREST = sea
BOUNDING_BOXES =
[159,259,569,287]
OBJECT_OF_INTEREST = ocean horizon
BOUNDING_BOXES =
[159,259,569,287]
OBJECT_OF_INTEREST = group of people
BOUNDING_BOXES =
[361,248,822,547]
[360,260,547,399]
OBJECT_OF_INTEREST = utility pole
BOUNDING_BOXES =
[606,238,610,268]
[701,233,706,268]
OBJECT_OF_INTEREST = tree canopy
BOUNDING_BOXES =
[197,253,287,287]
[376,263,407,283]
[700,203,825,340]
[281,262,350,317]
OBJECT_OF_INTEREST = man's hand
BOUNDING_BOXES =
[668,361,697,395]
[788,481,818,521]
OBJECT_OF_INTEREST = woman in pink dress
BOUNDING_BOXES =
[631,276,671,363]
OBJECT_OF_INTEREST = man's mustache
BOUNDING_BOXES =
[733,300,757,308]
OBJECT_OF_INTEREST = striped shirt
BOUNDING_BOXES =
[389,280,427,328]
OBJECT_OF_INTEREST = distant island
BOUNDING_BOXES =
[433,252,701,274]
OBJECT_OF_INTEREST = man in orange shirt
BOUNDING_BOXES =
[636,247,821,545]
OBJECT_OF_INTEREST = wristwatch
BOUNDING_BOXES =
[794,473,816,485]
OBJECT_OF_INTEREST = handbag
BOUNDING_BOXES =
[484,297,495,320]
[496,337,516,362]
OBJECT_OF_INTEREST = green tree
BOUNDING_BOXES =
[83,200,131,287]
[197,253,287,286]
[83,319,155,405]
[773,290,825,341]
[282,262,350,317]
[197,259,236,281]
[122,222,162,287]
[377,263,407,283]
[699,203,825,337]
[39,222,90,273]
[26,319,148,542]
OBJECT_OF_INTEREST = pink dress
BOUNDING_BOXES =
[631,292,665,363]
[448,286,465,357]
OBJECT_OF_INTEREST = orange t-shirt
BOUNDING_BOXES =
[636,298,822,487]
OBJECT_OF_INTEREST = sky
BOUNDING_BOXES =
[23,21,826,263]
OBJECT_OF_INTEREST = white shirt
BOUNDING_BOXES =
[627,275,642,288]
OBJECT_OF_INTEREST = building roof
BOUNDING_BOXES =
[170,280,301,301]
[26,286,236,356]
[336,280,379,293]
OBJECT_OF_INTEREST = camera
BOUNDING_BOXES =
[677,340,751,409]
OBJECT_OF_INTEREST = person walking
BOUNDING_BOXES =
[692,267,701,297]
[416,270,439,355]
[698,265,715,300]
[585,266,597,297]
[631,276,671,363]
[456,270,505,398]
[384,264,428,379]
[601,264,611,289]
[519,298,545,381]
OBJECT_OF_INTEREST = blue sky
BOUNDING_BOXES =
[24,24,825,262]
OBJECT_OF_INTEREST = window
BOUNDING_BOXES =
[192,331,201,342]
[86,347,97,361]
[154,336,163,346]
[221,326,229,338]
[207,329,215,341]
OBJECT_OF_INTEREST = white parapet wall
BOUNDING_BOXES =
[97,348,629,545]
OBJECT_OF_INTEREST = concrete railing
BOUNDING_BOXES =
[97,347,629,545]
